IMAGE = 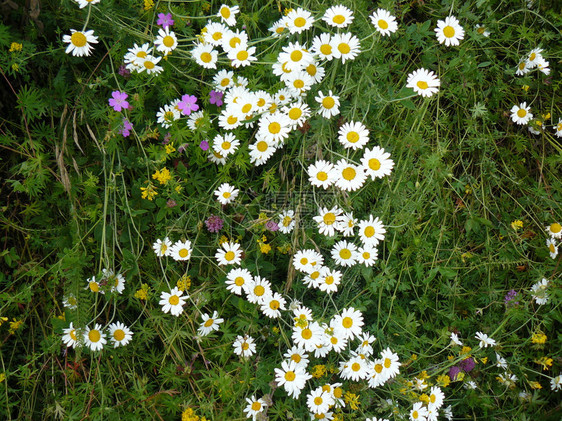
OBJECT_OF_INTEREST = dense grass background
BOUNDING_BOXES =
[1,0,561,420]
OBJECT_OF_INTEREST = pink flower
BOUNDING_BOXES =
[209,90,223,107]
[120,118,133,137]
[157,13,174,29]
[109,91,129,112]
[177,94,199,116]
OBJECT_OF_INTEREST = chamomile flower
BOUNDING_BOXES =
[293,249,324,273]
[279,41,314,71]
[302,267,323,289]
[222,29,248,52]
[274,360,312,398]
[555,119,562,137]
[249,138,277,166]
[546,222,562,239]
[84,323,106,351]
[323,5,354,28]
[308,160,337,189]
[314,206,344,237]
[233,335,256,358]
[527,48,543,68]
[124,43,153,69]
[108,272,126,294]
[361,146,394,179]
[475,24,490,37]
[209,150,227,165]
[203,21,229,46]
[318,267,342,294]
[269,18,288,37]
[213,69,235,91]
[154,28,178,55]
[244,395,266,420]
[331,240,358,267]
[326,330,348,353]
[153,237,172,257]
[311,33,335,61]
[74,0,100,8]
[305,61,325,84]
[214,182,239,205]
[198,310,224,336]
[340,355,369,381]
[435,16,465,46]
[380,347,401,378]
[217,4,239,26]
[218,108,243,130]
[63,29,98,57]
[191,43,218,69]
[228,45,257,67]
[215,241,242,266]
[159,287,187,316]
[358,215,386,246]
[212,132,240,156]
[187,110,206,131]
[63,293,78,310]
[427,386,444,410]
[337,212,357,236]
[510,102,533,125]
[284,70,314,96]
[246,276,272,305]
[530,278,549,305]
[356,332,377,356]
[62,322,80,348]
[86,276,103,294]
[547,238,558,259]
[367,358,390,388]
[536,57,550,75]
[338,121,369,150]
[156,104,180,128]
[278,210,296,233]
[170,240,192,261]
[330,32,361,63]
[515,58,530,76]
[292,321,324,352]
[284,346,309,369]
[316,90,340,119]
[357,245,378,266]
[260,292,287,318]
[334,159,367,191]
[331,307,364,340]
[258,112,292,145]
[285,8,315,34]
[138,54,163,74]
[370,9,398,36]
[550,374,562,391]
[107,322,133,348]
[475,331,496,348]
[307,387,335,414]
[406,68,440,98]
[225,268,253,295]
[410,402,429,421]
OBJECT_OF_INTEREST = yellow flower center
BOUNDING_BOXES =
[317,171,328,181]
[364,226,375,237]
[291,354,301,363]
[291,50,303,62]
[384,358,391,368]
[417,81,429,90]
[269,122,281,134]
[70,330,77,340]
[331,336,338,344]
[369,158,381,170]
[237,50,249,61]
[320,44,332,55]
[477,27,485,34]
[339,248,351,260]
[352,362,361,371]
[310,270,320,279]
[412,411,419,419]
[251,402,261,411]
[270,300,280,310]
[169,295,179,305]
[224,251,235,261]
[549,243,555,253]
[221,78,230,87]
[314,396,323,405]
[294,17,306,27]
[342,316,353,328]
[257,141,268,152]
[362,252,370,259]
[163,36,175,48]
[443,26,455,38]
[254,285,265,296]
[285,371,296,381]
[306,64,317,76]
[222,141,232,150]
[235,276,245,286]
[71,32,87,48]
[88,329,101,343]
[144,60,155,69]
[293,79,305,89]
[220,6,231,19]
[430,394,436,403]
[204,319,214,327]
[301,328,312,339]
[517,109,527,118]
[519,62,526,70]
[137,51,147,59]
[242,104,252,114]
[323,212,336,225]
[346,131,360,143]
[338,43,350,54]
[322,97,335,109]
[529,52,536,61]
[212,32,222,41]
[325,276,334,285]
[227,115,238,125]
[342,167,356,180]
[333,15,345,24]
[378,19,389,29]
[550,223,561,233]
[114,329,125,341]
[89,281,99,292]
[200,52,212,63]
[223,191,231,199]
[242,342,249,350]
[178,248,189,258]
[374,363,383,373]
[334,387,343,398]
[229,37,241,48]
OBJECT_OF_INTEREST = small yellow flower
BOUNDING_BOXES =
[419,393,430,404]
[480,357,488,364]
[411,354,418,361]
[11,63,19,72]
[177,275,191,292]
[8,318,23,334]
[511,220,523,231]
[9,42,23,52]
[455,372,465,382]
[272,326,279,334]
[140,184,158,201]
[311,364,326,379]
[152,168,172,185]
[165,143,176,154]
[465,184,472,194]
[531,332,547,344]
[284,8,293,15]
[529,381,542,389]
[0,316,9,327]
[437,374,451,387]
[134,283,150,300]
[418,370,430,380]
[343,391,360,410]
[535,356,553,371]
[218,235,229,245]
[460,346,472,355]
[56,313,66,321]
[522,85,530,92]
[542,113,550,120]
[143,0,154,10]
[0,373,5,383]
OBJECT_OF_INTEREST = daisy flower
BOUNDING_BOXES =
[292,249,324,273]
[510,102,533,125]
[322,5,354,28]
[74,0,99,8]
[326,331,348,353]
[527,48,543,68]
[427,386,444,410]
[278,41,314,72]
[308,160,337,189]
[337,212,357,236]
[170,239,192,261]
[450,332,463,346]
[406,68,440,98]
[475,24,490,37]
[107,322,133,348]
[546,222,562,239]
[278,210,296,233]
[547,238,558,259]
[338,121,369,150]
[331,240,358,267]
[159,287,187,316]
[204,22,229,47]
[258,112,292,145]
[380,347,401,378]
[191,43,218,69]
[307,387,335,414]
[260,292,287,318]
[340,355,369,381]
[154,28,178,55]
[269,18,288,37]
[515,59,530,76]
[305,61,325,84]
[302,267,323,289]
[244,395,266,420]
[311,33,335,61]
[530,278,549,305]
[212,132,240,156]
[108,272,126,294]
[313,206,344,237]
[198,310,224,336]
[228,45,257,68]
[222,29,248,52]
[356,332,377,356]
[274,360,312,398]
[555,119,562,138]
[233,335,256,358]
[225,267,253,295]
[536,57,550,75]
[214,182,239,205]
[334,159,367,191]
[285,8,315,34]
[551,374,562,391]
[284,346,309,369]
[367,359,390,388]
[331,307,364,340]
[361,146,394,179]
[318,267,342,294]
[330,32,360,63]
[138,55,163,75]
[217,4,239,26]
[358,215,386,246]
[218,109,242,130]
[249,138,277,166]
[435,16,465,46]
[292,321,324,352]
[357,245,378,266]
[245,276,272,305]
[63,29,98,57]
[213,69,235,91]
[62,293,78,310]
[410,402,429,421]
[315,90,340,119]
[86,275,103,294]
[187,110,206,131]
[83,323,106,351]
[156,104,180,128]
[215,241,242,266]
[283,70,314,96]
[475,331,496,348]
[62,322,80,348]
[370,9,398,36]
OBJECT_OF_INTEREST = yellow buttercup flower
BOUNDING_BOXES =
[152,168,172,185]
[511,220,523,231]
[9,42,23,52]
[437,374,451,387]
[531,332,547,344]
[165,143,175,154]
[143,0,154,10]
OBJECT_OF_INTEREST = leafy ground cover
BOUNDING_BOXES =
[0,0,561,420]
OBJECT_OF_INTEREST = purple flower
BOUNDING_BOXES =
[166,199,177,208]
[109,91,129,112]
[118,65,130,78]
[209,90,224,107]
[265,220,279,232]
[162,132,172,145]
[504,289,519,307]
[157,13,174,29]
[120,118,133,137]
[178,143,189,153]
[449,366,461,380]
[199,140,209,151]
[459,357,475,372]
[177,94,199,116]
[205,215,224,233]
